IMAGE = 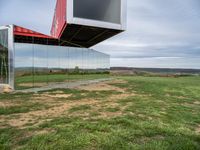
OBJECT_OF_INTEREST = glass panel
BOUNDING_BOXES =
[59,46,68,83]
[73,0,121,24]
[33,44,48,88]
[89,49,96,72]
[82,48,88,74]
[87,49,92,72]
[14,43,34,90]
[65,47,70,85]
[48,45,61,83]
[0,29,9,84]
[106,54,110,72]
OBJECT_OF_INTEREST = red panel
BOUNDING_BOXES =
[51,0,67,38]
[14,25,55,39]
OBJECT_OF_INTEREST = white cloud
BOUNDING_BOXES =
[1,0,200,68]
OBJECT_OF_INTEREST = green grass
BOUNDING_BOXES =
[1,76,200,149]
[0,102,49,115]
[105,107,121,112]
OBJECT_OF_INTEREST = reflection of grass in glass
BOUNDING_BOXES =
[15,74,110,90]
[0,30,9,83]
[0,51,9,83]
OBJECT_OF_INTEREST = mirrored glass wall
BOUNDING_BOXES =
[14,43,110,90]
[0,29,9,84]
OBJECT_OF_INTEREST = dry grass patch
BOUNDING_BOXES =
[69,106,124,120]
[34,128,56,135]
[109,93,135,100]
[182,101,200,108]
[31,93,70,105]
[108,79,128,84]
[175,96,188,99]
[0,79,135,129]
[0,101,20,108]
[0,99,98,128]
[76,80,126,93]
[68,94,134,120]
[18,83,48,87]
[96,111,123,119]
[195,125,200,134]
[42,94,72,99]
[42,90,65,94]
[193,101,200,105]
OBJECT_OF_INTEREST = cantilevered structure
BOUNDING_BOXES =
[0,0,127,90]
[51,0,127,47]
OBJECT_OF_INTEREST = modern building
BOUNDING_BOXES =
[0,0,127,90]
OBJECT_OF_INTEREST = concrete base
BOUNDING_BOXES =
[0,84,13,93]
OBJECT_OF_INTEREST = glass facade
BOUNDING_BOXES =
[14,43,110,90]
[0,29,9,84]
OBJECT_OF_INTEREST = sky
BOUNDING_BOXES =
[0,0,200,69]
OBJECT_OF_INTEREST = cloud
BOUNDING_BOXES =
[93,0,200,68]
[0,0,56,34]
[0,0,200,68]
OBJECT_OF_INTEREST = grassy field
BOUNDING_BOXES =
[1,76,200,149]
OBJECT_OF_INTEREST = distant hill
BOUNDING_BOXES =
[111,67,200,76]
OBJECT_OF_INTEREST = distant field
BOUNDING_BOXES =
[1,76,200,149]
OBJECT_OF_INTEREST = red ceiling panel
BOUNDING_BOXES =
[14,25,55,39]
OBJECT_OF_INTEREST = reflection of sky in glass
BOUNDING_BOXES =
[14,43,110,69]
[0,29,8,49]
[74,0,121,24]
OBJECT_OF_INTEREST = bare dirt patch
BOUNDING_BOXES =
[32,92,70,101]
[0,101,20,108]
[0,99,98,128]
[69,105,124,120]
[69,92,135,120]
[34,128,56,135]
[31,93,72,107]
[0,91,133,128]
[76,80,126,93]
[97,111,123,119]
[0,84,13,93]
[195,125,200,134]
[176,96,188,99]
[18,83,48,87]
[182,101,200,108]
[107,79,128,84]
[193,101,200,105]
[0,79,135,128]
[48,90,64,94]
[43,94,72,99]
[109,93,135,100]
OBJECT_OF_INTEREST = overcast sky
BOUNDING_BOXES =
[0,0,200,69]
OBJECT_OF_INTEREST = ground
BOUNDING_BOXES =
[0,76,200,149]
